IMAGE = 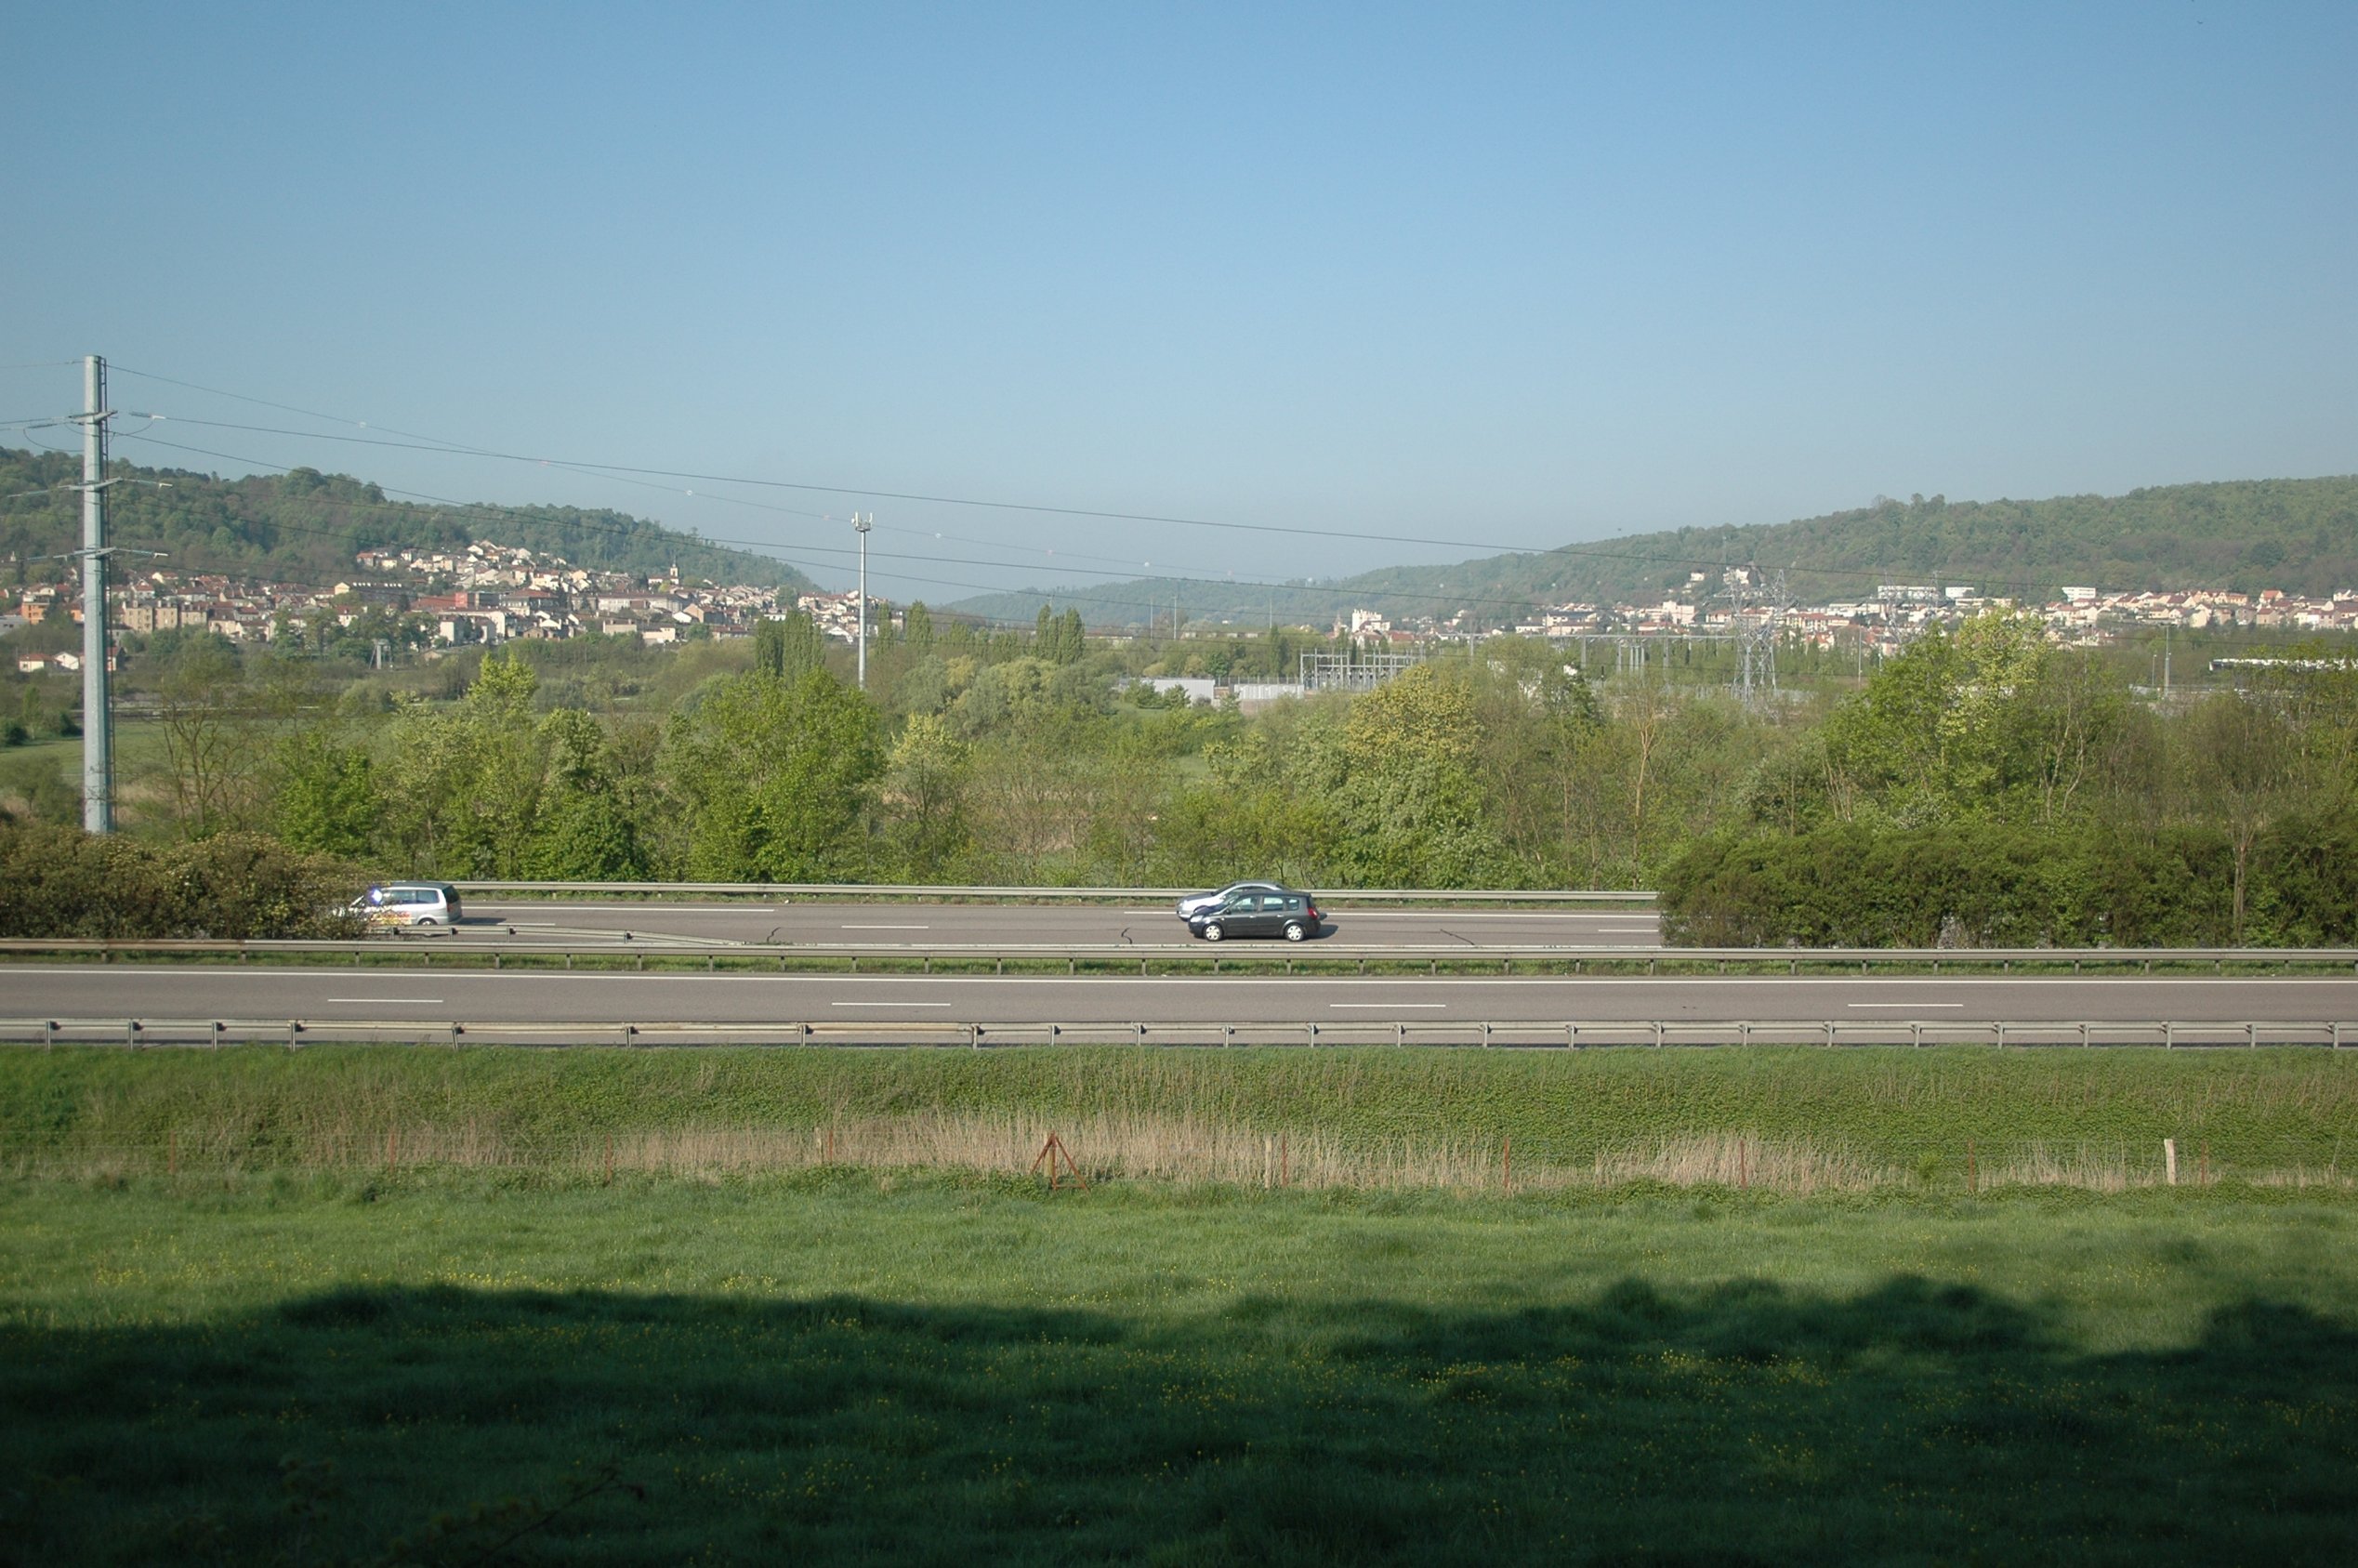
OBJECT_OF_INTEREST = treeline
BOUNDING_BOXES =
[1126,475,2358,628]
[6,600,2357,946]
[0,447,810,591]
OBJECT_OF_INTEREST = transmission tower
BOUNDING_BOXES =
[1732,568,1786,705]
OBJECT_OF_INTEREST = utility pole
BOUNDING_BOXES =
[853,511,873,689]
[72,355,113,834]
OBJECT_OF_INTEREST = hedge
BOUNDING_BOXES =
[0,824,362,941]
[1659,813,2358,948]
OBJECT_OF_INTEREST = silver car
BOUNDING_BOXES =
[1176,881,1284,920]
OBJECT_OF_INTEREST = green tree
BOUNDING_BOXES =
[754,611,827,683]
[663,669,883,881]
[273,733,381,860]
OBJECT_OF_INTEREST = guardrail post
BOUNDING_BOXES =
[2079,1021,2089,1048]
[1223,1024,1233,1048]
[1649,956,1657,976]
[1910,1021,1920,1049]
[450,1021,460,1046]
[1653,1021,1663,1048]
[1995,1021,2006,1049]
[623,1022,635,1048]
[45,1020,56,1049]
[1566,1021,1577,1049]
[924,956,930,974]
[2248,1021,2258,1049]
[635,953,644,972]
[1308,1022,1318,1048]
[1482,1021,1492,1048]
[2333,1021,2343,1049]
[1134,1022,1144,1045]
[1825,1021,1836,1048]
[968,1023,979,1048]
[2164,1021,2173,1048]
[211,1021,224,1050]
[1049,1023,1060,1042]
[1738,1021,1748,1046]
[494,952,503,970]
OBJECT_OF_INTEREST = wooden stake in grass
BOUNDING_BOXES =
[1029,1133,1088,1192]
[2165,1138,2179,1187]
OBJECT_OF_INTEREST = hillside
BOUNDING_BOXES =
[947,476,2358,628]
[0,447,815,593]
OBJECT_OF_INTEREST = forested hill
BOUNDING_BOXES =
[945,476,2358,628]
[0,447,815,592]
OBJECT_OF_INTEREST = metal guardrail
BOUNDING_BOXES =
[1,1017,2348,1049]
[4,939,2357,974]
[448,880,1661,904]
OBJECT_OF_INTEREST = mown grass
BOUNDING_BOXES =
[2,1174,2353,1564]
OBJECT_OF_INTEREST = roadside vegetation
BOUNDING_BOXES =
[8,1045,2351,1193]
[6,589,2358,942]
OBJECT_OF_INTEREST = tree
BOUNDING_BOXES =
[754,611,827,683]
[877,714,968,878]
[273,733,380,859]
[663,669,883,881]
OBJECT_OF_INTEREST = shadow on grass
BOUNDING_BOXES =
[4,1276,2354,1566]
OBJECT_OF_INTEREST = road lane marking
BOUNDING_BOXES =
[831,1001,951,1008]
[842,924,931,929]
[1596,929,1656,934]
[327,997,446,1004]
[1848,1003,1967,1008]
[470,904,774,914]
[1330,1003,1447,1009]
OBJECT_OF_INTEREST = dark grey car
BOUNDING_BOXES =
[1185,888,1323,942]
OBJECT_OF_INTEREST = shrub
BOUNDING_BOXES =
[0,822,362,940]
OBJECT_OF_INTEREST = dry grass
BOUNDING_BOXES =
[12,1110,2349,1193]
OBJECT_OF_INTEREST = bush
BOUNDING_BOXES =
[1659,820,2269,948]
[0,823,362,940]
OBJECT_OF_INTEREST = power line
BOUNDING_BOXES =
[81,364,2127,603]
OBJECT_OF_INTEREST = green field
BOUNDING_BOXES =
[4,1048,2354,1564]
[6,1045,2353,1191]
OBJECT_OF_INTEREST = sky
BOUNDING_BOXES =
[4,1,2352,604]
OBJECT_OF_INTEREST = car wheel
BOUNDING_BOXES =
[1284,921,1306,942]
[414,916,438,928]
[1202,922,1224,942]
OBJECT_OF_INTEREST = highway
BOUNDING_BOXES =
[451,901,1666,950]
[3,965,2353,1031]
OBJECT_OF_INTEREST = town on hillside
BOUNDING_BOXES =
[5,537,2354,675]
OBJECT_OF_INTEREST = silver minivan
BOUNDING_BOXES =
[352,882,463,929]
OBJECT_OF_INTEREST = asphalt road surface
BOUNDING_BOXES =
[449,901,1666,950]
[4,966,2352,1031]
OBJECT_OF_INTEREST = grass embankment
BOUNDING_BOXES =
[5,1045,2352,1192]
[2,1176,2354,1564]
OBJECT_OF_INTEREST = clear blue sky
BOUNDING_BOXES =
[4,1,2351,600]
